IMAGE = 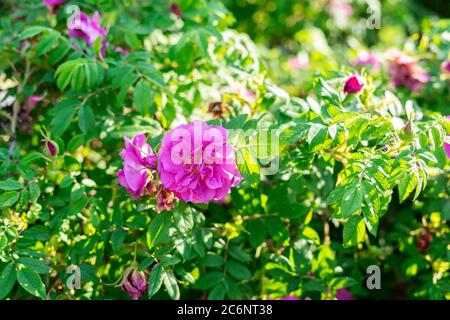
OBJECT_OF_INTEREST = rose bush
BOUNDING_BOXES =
[0,0,448,300]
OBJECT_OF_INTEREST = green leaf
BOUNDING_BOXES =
[16,268,46,299]
[228,246,251,263]
[111,229,126,252]
[195,272,224,290]
[340,187,362,218]
[201,254,225,267]
[18,26,48,40]
[236,147,260,185]
[0,191,20,208]
[133,80,153,115]
[307,123,327,150]
[17,257,52,274]
[302,226,320,244]
[67,134,85,152]
[0,179,24,191]
[162,271,180,300]
[21,152,43,165]
[50,99,78,137]
[343,216,366,247]
[226,260,251,281]
[146,214,170,249]
[398,173,418,203]
[78,104,96,134]
[36,31,60,57]
[29,183,40,204]
[208,283,226,300]
[0,263,16,300]
[224,277,242,299]
[148,264,164,298]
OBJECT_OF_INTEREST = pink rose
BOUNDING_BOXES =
[157,121,242,203]
[386,49,430,93]
[43,0,65,13]
[344,75,364,94]
[117,134,157,199]
[68,11,107,57]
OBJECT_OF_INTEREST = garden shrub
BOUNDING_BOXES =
[0,0,448,300]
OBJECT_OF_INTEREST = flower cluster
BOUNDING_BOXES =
[117,121,242,211]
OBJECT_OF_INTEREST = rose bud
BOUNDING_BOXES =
[417,228,433,252]
[170,3,183,18]
[42,139,59,157]
[344,75,364,94]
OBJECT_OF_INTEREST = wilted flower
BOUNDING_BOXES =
[118,268,147,300]
[43,0,65,14]
[68,11,107,57]
[343,75,364,94]
[158,121,242,203]
[386,49,430,92]
[336,288,353,300]
[208,101,227,118]
[117,134,157,199]
[155,184,175,212]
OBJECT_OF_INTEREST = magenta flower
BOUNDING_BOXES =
[120,269,147,300]
[68,11,107,57]
[43,0,65,13]
[444,116,450,159]
[336,288,353,300]
[158,121,242,203]
[117,134,157,199]
[386,50,430,93]
[26,95,44,110]
[344,75,364,94]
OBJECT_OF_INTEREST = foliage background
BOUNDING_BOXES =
[0,0,449,300]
